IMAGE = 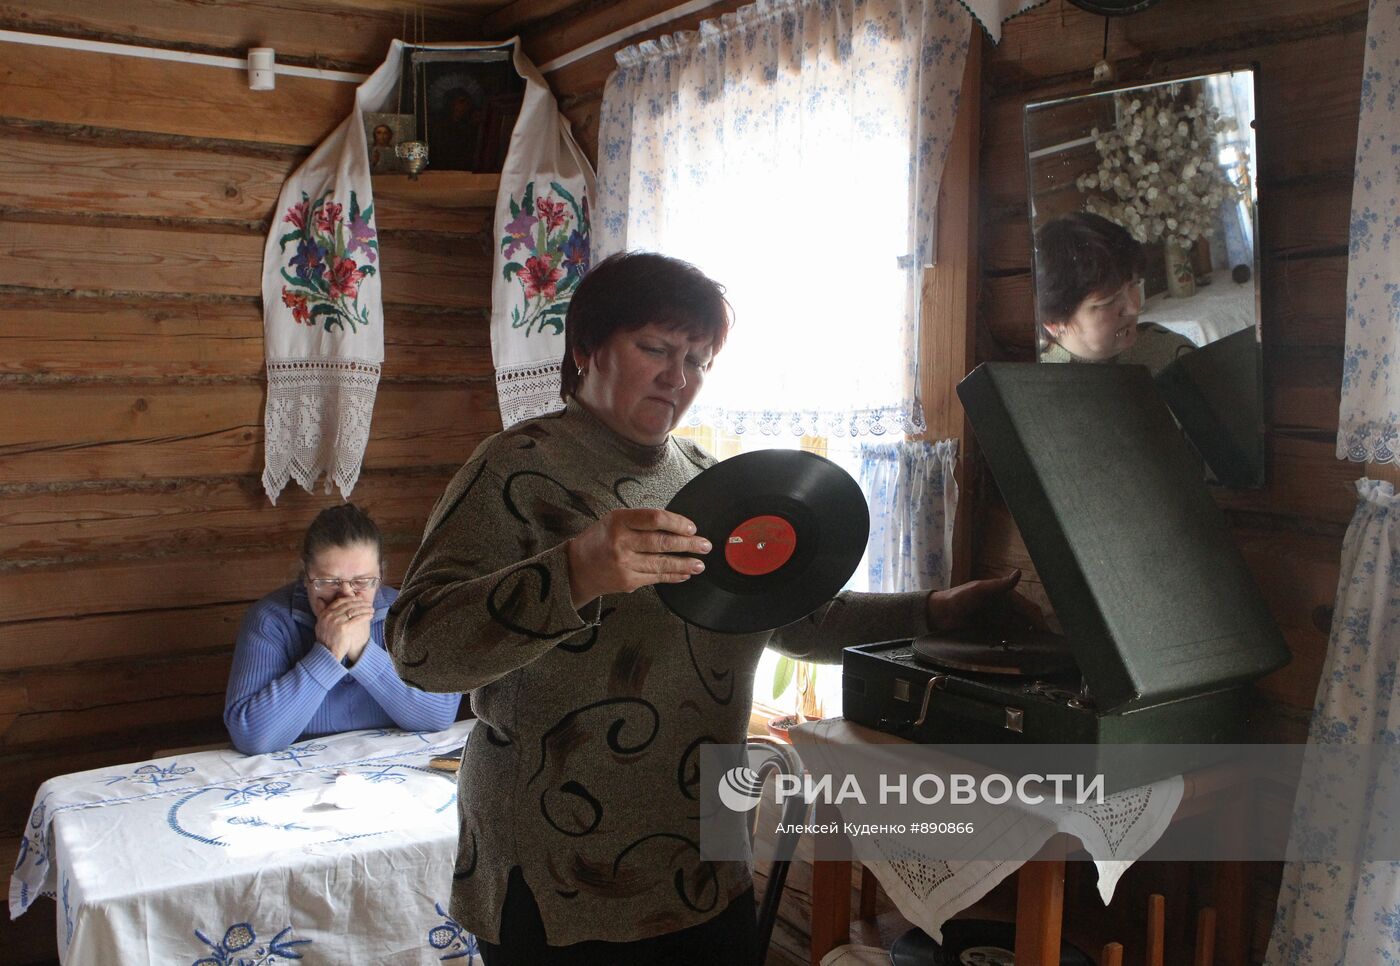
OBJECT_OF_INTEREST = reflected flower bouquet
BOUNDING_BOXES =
[1075,87,1241,251]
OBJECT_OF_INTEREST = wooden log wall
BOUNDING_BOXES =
[0,2,497,960]
[976,1,1367,960]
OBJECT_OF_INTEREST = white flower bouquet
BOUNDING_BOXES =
[1075,85,1242,251]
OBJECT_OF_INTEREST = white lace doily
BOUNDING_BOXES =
[792,718,1184,944]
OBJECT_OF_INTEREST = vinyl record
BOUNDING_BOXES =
[890,920,1092,966]
[655,449,869,634]
[912,630,1076,678]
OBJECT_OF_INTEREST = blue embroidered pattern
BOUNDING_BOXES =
[368,728,433,744]
[11,722,471,946]
[427,902,479,961]
[220,781,292,807]
[17,795,51,875]
[192,922,311,965]
[101,762,196,788]
[269,742,327,765]
[61,874,73,946]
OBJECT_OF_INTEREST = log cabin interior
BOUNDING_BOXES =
[2,0,1393,963]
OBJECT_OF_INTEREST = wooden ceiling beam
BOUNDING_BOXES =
[523,0,731,70]
[482,0,588,38]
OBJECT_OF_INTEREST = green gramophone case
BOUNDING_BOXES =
[842,362,1290,751]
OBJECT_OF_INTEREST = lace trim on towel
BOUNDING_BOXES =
[263,358,381,504]
[496,359,565,429]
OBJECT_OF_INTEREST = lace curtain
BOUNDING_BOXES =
[1266,480,1400,963]
[1337,0,1400,464]
[858,439,958,593]
[595,0,972,437]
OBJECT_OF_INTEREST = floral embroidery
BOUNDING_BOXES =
[19,796,50,872]
[427,902,479,961]
[270,742,327,766]
[62,874,73,946]
[100,762,196,788]
[219,781,292,807]
[354,765,409,784]
[277,191,378,334]
[226,816,309,832]
[192,922,311,965]
[367,728,433,743]
[499,182,590,337]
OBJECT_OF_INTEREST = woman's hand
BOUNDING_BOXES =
[314,596,374,665]
[566,508,712,608]
[925,570,1045,634]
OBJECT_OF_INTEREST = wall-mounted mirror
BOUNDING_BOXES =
[1024,69,1263,487]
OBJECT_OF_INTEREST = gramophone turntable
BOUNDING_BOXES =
[843,363,1289,753]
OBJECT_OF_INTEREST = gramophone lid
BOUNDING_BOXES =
[956,362,1289,712]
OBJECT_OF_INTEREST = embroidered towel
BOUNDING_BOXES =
[261,43,405,504]
[490,46,596,428]
[261,40,594,500]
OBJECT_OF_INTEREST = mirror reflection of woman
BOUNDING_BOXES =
[224,504,461,755]
[1036,212,1194,375]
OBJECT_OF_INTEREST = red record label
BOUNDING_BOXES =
[724,515,797,576]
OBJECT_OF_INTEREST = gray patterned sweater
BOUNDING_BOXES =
[385,400,928,945]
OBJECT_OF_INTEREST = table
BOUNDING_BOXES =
[1139,270,1257,347]
[9,722,478,965]
[791,720,1254,966]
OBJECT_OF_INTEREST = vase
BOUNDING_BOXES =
[1165,242,1196,299]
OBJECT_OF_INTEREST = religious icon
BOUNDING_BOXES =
[363,113,414,174]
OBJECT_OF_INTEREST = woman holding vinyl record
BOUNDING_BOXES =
[386,252,1023,965]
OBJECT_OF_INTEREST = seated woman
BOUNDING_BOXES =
[1036,211,1194,375]
[225,503,461,754]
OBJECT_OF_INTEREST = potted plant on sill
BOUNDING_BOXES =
[766,656,824,742]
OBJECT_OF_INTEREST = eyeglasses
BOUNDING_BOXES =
[306,576,381,592]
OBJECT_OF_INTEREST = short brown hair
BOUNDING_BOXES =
[1034,212,1146,325]
[559,251,732,400]
[301,503,382,573]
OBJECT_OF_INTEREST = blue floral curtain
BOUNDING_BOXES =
[1338,0,1400,464]
[857,440,958,593]
[1266,480,1400,964]
[595,0,972,438]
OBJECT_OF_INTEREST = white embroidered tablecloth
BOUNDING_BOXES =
[1139,270,1257,347]
[10,722,477,965]
[790,718,1183,944]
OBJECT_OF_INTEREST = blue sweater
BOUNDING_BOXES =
[224,581,461,754]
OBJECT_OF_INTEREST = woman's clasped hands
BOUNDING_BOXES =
[313,595,375,665]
